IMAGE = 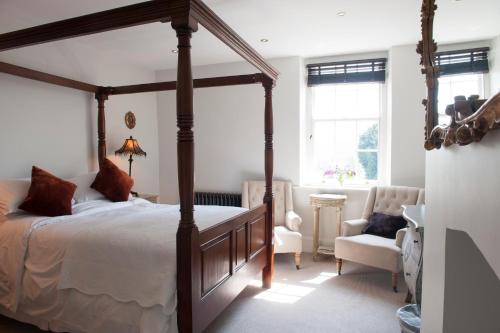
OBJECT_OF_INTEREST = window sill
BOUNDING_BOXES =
[299,183,373,192]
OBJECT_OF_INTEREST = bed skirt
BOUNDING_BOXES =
[0,289,178,333]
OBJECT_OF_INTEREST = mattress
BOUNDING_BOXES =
[0,198,246,333]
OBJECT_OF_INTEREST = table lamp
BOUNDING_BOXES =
[115,136,147,178]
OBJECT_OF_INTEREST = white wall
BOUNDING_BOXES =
[491,35,500,95]
[0,42,160,194]
[0,74,92,179]
[387,45,427,188]
[422,130,500,333]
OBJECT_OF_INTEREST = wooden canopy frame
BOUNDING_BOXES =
[0,1,278,332]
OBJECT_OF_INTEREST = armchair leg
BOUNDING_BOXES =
[336,258,342,275]
[392,273,398,293]
[294,253,301,270]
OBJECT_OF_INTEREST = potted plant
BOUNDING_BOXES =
[323,166,356,186]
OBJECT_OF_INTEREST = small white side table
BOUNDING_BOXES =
[310,194,347,260]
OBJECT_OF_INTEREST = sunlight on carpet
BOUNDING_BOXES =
[249,280,315,304]
[301,271,338,285]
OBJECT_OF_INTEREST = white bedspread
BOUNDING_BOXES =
[0,198,246,320]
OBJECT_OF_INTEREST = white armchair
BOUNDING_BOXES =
[334,186,425,292]
[242,180,303,269]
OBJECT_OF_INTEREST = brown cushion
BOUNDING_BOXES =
[91,158,133,202]
[19,166,77,217]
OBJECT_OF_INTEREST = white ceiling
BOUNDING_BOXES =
[1,0,499,71]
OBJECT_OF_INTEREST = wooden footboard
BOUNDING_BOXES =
[177,204,270,333]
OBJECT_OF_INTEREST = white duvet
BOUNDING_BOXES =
[0,198,246,331]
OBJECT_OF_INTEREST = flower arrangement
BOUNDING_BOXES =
[323,166,356,186]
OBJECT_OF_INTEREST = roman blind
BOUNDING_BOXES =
[307,58,387,86]
[434,47,489,76]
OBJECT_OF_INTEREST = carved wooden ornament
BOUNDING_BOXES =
[418,0,500,150]
[125,111,136,129]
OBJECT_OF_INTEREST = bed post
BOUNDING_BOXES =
[173,16,199,333]
[262,76,275,289]
[95,88,109,169]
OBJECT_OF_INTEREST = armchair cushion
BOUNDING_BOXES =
[285,211,302,232]
[362,212,408,239]
[371,186,421,217]
[242,181,289,226]
[335,234,402,273]
[341,219,369,237]
[275,226,302,254]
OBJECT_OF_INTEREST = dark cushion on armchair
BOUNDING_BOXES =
[362,212,407,239]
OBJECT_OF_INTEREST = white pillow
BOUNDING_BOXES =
[0,179,31,216]
[69,172,106,204]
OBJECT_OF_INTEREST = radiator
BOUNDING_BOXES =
[194,191,242,207]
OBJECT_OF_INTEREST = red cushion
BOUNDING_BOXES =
[91,158,133,202]
[19,166,77,217]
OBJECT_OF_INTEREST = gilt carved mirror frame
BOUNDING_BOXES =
[418,0,500,150]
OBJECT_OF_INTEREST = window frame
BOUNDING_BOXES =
[303,81,387,188]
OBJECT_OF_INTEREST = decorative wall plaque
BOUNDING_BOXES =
[125,111,136,129]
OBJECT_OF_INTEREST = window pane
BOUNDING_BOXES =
[334,84,356,119]
[451,79,479,97]
[356,83,380,119]
[357,152,378,180]
[312,86,335,119]
[313,121,335,173]
[357,121,378,150]
[334,120,357,168]
[438,73,484,126]
[357,122,379,181]
[312,83,380,121]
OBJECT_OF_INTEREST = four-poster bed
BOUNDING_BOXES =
[0,1,278,332]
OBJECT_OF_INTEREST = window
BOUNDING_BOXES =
[437,73,485,125]
[307,82,383,185]
[435,47,490,126]
[305,58,386,186]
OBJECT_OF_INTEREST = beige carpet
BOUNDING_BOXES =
[0,254,406,333]
[206,253,405,333]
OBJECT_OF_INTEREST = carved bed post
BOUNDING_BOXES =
[173,17,199,333]
[95,88,109,169]
[262,76,275,289]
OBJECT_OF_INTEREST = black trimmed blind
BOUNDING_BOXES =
[307,58,387,86]
[435,47,489,76]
